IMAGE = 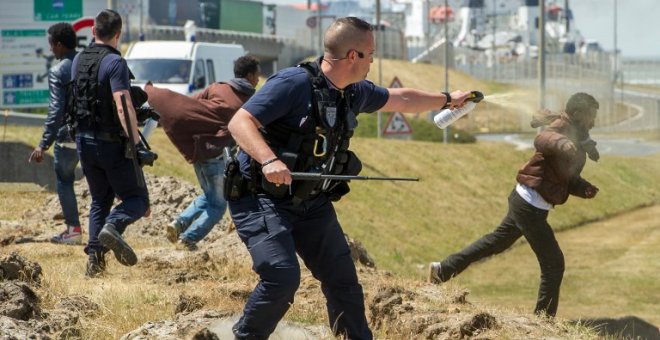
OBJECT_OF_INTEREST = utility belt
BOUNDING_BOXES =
[223,150,301,202]
[76,130,122,143]
[223,148,361,204]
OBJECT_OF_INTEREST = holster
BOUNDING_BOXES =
[326,150,362,202]
[223,153,245,201]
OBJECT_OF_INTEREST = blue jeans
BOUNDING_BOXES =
[229,193,372,340]
[76,136,149,255]
[54,143,80,227]
[176,157,227,243]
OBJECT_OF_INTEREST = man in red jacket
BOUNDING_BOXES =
[429,92,600,318]
[145,55,260,250]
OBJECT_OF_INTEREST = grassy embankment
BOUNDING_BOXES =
[2,122,659,330]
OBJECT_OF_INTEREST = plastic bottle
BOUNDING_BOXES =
[433,101,477,129]
[141,117,159,141]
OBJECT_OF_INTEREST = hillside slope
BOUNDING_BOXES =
[2,124,659,338]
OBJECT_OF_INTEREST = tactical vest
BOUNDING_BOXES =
[70,44,121,133]
[253,60,362,203]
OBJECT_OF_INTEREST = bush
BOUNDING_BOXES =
[355,112,475,143]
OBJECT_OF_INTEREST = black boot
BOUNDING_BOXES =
[98,223,137,266]
[85,252,106,278]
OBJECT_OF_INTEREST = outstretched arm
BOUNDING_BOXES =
[380,88,472,113]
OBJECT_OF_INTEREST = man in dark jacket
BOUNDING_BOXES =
[429,92,600,318]
[144,55,260,250]
[29,23,81,244]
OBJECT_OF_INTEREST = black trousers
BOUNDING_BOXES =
[76,136,149,256]
[229,193,372,340]
[440,189,565,317]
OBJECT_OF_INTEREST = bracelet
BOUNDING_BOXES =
[261,157,279,167]
[442,91,451,109]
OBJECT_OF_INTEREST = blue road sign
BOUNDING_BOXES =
[3,74,34,89]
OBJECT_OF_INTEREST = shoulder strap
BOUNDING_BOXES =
[297,61,324,90]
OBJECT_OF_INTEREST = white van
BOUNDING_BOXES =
[125,41,245,95]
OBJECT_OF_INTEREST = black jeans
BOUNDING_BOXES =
[440,189,565,317]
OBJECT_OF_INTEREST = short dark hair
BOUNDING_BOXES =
[324,17,373,57]
[565,92,599,119]
[48,22,77,49]
[234,55,260,78]
[94,9,122,41]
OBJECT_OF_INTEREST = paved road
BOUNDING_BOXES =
[477,133,660,157]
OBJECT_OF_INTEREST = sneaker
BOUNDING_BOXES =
[98,223,137,266]
[428,262,443,284]
[85,252,106,278]
[166,220,186,244]
[51,226,82,245]
[177,238,198,251]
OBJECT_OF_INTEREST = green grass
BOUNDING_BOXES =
[455,205,660,324]
[3,119,659,328]
[334,138,659,277]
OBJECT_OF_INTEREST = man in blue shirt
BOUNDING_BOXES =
[29,22,81,244]
[227,16,472,339]
[71,9,152,278]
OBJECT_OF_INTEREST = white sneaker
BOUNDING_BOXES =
[428,262,443,284]
[166,220,185,243]
[51,226,82,245]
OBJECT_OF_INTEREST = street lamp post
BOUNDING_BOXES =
[376,0,383,138]
[317,0,323,55]
[538,0,546,115]
[443,0,450,144]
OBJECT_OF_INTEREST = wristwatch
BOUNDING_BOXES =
[442,91,451,109]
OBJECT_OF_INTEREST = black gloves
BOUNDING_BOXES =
[136,142,158,167]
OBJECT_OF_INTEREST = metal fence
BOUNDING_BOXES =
[622,58,660,86]
[454,49,660,133]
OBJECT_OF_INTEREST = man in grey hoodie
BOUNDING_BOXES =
[29,22,81,244]
[144,55,260,250]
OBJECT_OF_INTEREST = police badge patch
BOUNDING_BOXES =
[323,106,337,128]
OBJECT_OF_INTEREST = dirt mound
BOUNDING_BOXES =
[0,281,40,320]
[120,309,233,340]
[0,251,42,284]
[17,174,199,240]
[122,309,333,339]
[0,253,87,338]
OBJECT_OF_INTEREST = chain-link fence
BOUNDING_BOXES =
[453,48,659,133]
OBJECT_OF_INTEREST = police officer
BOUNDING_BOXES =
[227,16,472,339]
[70,9,152,277]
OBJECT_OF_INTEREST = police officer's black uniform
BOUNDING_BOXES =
[70,42,149,276]
[227,58,388,340]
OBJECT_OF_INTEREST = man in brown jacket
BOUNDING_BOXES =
[144,55,260,250]
[429,92,600,318]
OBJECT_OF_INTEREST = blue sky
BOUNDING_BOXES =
[267,0,659,58]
